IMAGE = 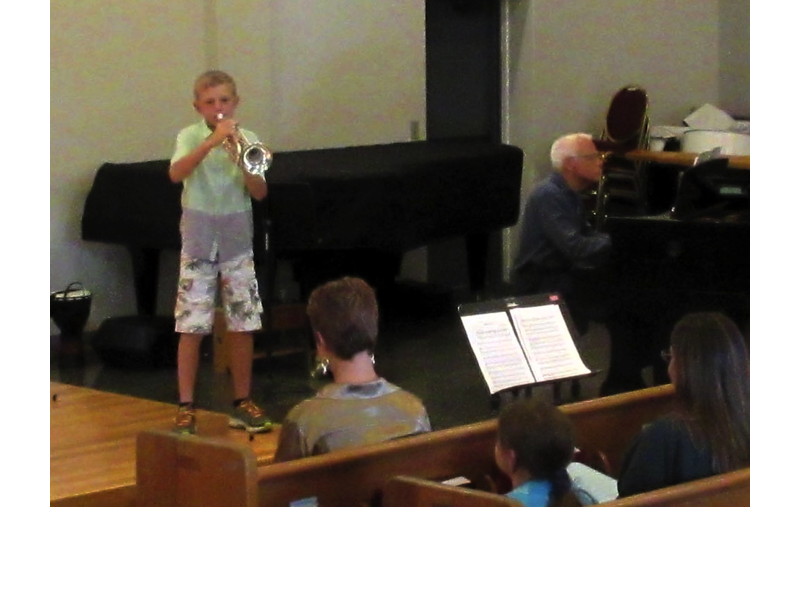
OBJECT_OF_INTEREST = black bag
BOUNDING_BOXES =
[50,282,92,338]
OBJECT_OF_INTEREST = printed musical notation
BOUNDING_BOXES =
[461,312,535,394]
[509,303,590,382]
[459,299,589,395]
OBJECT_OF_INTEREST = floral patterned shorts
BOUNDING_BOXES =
[175,251,263,334]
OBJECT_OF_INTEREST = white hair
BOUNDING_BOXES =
[550,133,593,171]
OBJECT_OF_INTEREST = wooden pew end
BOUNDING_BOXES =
[136,430,259,506]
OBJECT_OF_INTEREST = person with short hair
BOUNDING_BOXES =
[494,398,575,506]
[512,132,611,336]
[169,70,272,435]
[273,277,431,462]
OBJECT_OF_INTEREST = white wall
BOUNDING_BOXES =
[50,0,426,333]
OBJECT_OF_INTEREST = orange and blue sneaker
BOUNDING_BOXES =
[173,404,197,435]
[229,399,273,434]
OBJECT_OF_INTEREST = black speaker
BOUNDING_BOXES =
[92,315,177,369]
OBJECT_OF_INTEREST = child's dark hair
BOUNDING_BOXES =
[497,398,575,505]
[306,277,379,360]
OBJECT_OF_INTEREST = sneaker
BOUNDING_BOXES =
[174,404,197,435]
[229,399,273,433]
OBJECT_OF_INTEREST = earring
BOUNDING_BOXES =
[370,353,375,365]
[311,357,330,379]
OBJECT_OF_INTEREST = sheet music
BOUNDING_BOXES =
[508,304,590,382]
[460,312,535,394]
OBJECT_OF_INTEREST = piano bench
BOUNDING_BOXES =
[213,305,311,374]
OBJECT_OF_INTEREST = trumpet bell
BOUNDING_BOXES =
[241,142,273,175]
[217,113,273,174]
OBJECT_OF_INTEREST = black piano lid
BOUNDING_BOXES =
[670,158,749,222]
[81,140,524,253]
[82,160,182,250]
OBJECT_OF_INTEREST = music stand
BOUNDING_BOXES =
[458,292,599,408]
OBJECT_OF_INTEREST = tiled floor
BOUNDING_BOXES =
[50,284,648,432]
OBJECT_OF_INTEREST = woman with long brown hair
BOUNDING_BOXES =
[616,311,750,496]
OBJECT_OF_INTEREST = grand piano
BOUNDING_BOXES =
[82,139,524,316]
[596,149,750,391]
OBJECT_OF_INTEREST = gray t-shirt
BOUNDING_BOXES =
[273,378,431,462]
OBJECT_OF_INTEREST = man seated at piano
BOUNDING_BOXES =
[169,70,273,435]
[511,132,611,336]
[272,276,431,462]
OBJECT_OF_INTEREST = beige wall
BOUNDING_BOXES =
[51,0,206,330]
[50,0,426,333]
[719,0,749,117]
[503,0,747,275]
[50,0,748,332]
[507,0,726,193]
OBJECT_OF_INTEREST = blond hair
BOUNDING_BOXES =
[193,70,238,99]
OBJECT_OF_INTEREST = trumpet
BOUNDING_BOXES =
[217,113,273,175]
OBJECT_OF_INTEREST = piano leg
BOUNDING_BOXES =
[465,232,488,292]
[128,246,160,316]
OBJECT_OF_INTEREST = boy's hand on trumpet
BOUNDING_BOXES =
[209,113,238,147]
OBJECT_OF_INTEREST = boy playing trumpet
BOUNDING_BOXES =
[168,70,272,434]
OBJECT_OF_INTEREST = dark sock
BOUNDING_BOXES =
[178,401,194,409]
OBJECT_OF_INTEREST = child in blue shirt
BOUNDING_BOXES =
[494,397,575,506]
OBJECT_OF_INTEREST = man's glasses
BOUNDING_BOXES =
[571,152,605,161]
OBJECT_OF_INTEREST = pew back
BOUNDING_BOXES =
[256,420,506,506]
[382,475,523,507]
[596,468,750,507]
[381,469,750,508]
[565,384,676,477]
[136,384,677,506]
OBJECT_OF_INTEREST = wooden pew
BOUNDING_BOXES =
[596,468,750,507]
[380,468,750,507]
[382,475,523,507]
[136,384,677,506]
[560,384,676,478]
[137,418,508,506]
